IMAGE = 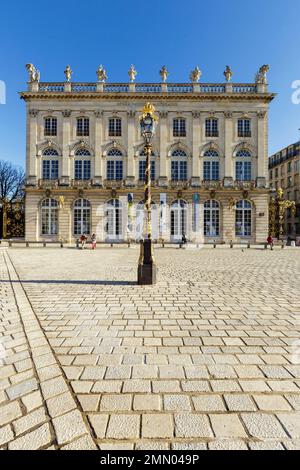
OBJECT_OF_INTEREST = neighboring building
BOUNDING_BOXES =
[269,140,300,238]
[20,65,274,243]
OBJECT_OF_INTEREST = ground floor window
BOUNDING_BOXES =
[171,199,187,239]
[73,198,91,235]
[204,200,220,236]
[235,200,252,236]
[41,198,58,235]
[105,199,122,239]
[42,160,59,180]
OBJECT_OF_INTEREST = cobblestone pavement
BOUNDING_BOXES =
[1,246,300,450]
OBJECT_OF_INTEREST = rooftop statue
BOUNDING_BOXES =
[128,65,137,82]
[26,63,40,83]
[64,65,73,82]
[255,64,270,84]
[189,66,201,83]
[223,65,233,82]
[96,65,107,82]
[159,65,168,83]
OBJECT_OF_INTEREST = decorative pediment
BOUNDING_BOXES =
[69,140,94,156]
[36,140,62,156]
[102,140,127,156]
[200,142,222,157]
[167,141,191,157]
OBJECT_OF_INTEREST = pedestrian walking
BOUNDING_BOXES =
[267,234,274,250]
[80,233,87,249]
[91,233,97,250]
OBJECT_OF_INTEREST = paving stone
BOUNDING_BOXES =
[175,413,213,438]
[6,378,38,400]
[249,442,284,450]
[0,425,14,446]
[164,395,191,411]
[208,440,248,450]
[47,391,77,418]
[61,434,97,450]
[13,407,47,435]
[136,441,170,450]
[210,414,248,438]
[253,395,292,411]
[241,413,288,439]
[0,401,22,426]
[106,414,140,439]
[224,394,256,411]
[277,413,300,438]
[88,414,109,439]
[142,414,174,438]
[100,394,132,411]
[133,394,161,411]
[21,390,43,412]
[8,423,52,450]
[172,442,207,450]
[52,409,89,445]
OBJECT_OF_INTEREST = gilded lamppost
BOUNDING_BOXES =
[137,103,158,285]
[269,188,296,240]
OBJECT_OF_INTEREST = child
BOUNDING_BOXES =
[91,233,97,250]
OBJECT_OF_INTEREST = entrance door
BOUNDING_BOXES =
[105,199,123,241]
[171,199,187,241]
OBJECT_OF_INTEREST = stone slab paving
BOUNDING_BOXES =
[1,246,300,450]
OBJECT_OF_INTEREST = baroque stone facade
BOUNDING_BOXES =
[269,140,300,238]
[20,67,275,243]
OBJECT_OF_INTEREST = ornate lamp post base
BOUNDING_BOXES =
[137,239,157,285]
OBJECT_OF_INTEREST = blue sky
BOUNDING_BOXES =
[1,0,300,168]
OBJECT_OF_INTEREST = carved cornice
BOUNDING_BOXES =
[28,109,39,117]
[192,111,201,119]
[224,111,233,119]
[94,110,103,118]
[62,109,71,117]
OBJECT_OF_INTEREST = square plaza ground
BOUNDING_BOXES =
[0,246,300,450]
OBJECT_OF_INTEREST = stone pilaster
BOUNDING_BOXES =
[94,111,102,180]
[159,111,168,185]
[191,112,201,186]
[27,109,38,179]
[61,110,71,181]
[224,112,233,184]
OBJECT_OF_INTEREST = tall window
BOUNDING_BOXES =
[203,150,220,180]
[235,200,252,237]
[106,148,123,180]
[42,148,59,180]
[109,118,122,137]
[77,118,89,136]
[238,119,251,137]
[204,200,220,237]
[171,149,187,181]
[41,198,58,235]
[74,148,91,180]
[173,118,186,137]
[171,199,187,239]
[235,149,252,181]
[105,199,123,240]
[205,118,218,137]
[73,199,91,235]
[44,117,57,136]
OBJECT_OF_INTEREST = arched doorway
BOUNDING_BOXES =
[105,199,123,241]
[170,199,187,241]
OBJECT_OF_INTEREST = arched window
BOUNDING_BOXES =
[235,149,252,181]
[139,149,155,181]
[203,150,220,181]
[107,148,123,180]
[171,199,187,239]
[104,199,123,240]
[74,148,91,180]
[235,200,252,237]
[204,200,220,236]
[41,198,58,235]
[171,149,187,181]
[42,148,59,180]
[73,199,91,235]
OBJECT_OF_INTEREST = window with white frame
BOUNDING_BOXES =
[170,199,187,238]
[171,149,187,181]
[235,149,252,181]
[74,148,91,180]
[44,117,57,136]
[173,118,186,137]
[77,117,89,136]
[109,117,122,136]
[73,198,91,235]
[235,200,252,237]
[41,198,58,235]
[203,149,220,180]
[237,119,251,137]
[204,200,220,236]
[106,148,123,180]
[205,118,218,137]
[42,148,59,180]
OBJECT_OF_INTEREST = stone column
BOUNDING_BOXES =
[159,111,168,187]
[126,111,135,186]
[61,110,71,183]
[256,111,267,187]
[224,112,234,187]
[191,112,201,186]
[94,111,103,183]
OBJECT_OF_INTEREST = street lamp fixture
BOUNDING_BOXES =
[137,103,158,285]
[269,187,296,240]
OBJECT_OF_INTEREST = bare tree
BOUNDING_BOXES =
[0,160,25,205]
